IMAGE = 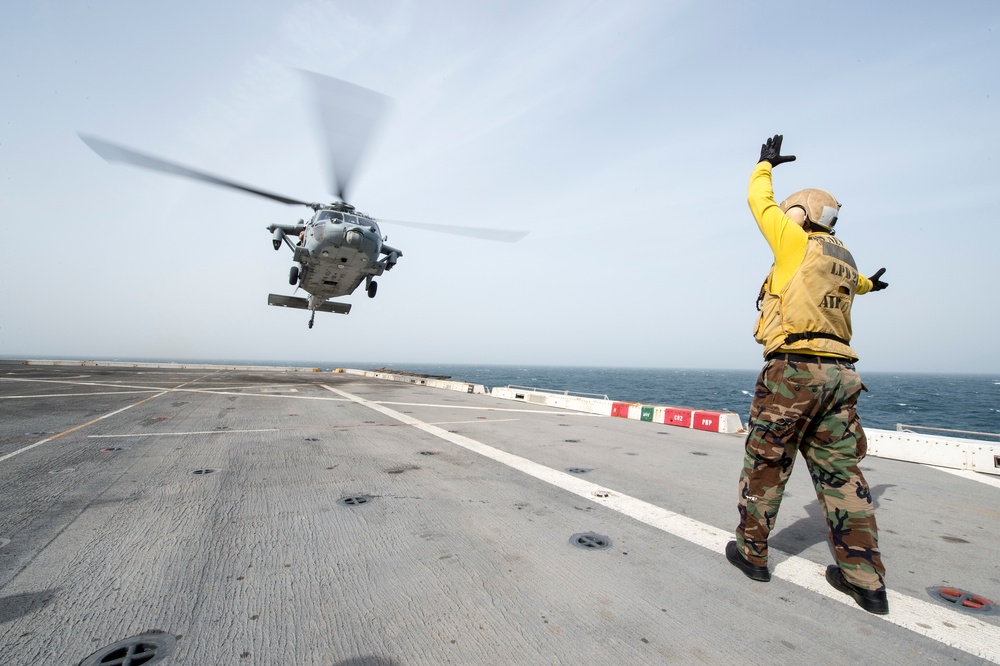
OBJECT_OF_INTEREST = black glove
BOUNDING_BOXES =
[869,268,888,291]
[758,134,796,167]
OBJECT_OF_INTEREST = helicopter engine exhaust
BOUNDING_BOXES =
[384,250,399,271]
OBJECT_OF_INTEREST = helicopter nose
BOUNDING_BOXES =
[345,229,363,247]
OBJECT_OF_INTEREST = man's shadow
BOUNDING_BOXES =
[769,483,895,558]
[0,588,59,624]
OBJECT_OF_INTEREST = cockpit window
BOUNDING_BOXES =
[316,210,344,223]
[343,214,357,225]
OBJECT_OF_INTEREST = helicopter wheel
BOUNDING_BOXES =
[289,265,300,285]
[308,312,315,329]
[367,281,378,298]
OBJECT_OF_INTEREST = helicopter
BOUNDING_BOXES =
[79,72,527,328]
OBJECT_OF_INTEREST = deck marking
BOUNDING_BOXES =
[928,465,1000,489]
[0,373,215,463]
[324,384,1000,664]
[0,391,170,463]
[88,429,280,438]
[0,377,349,402]
[378,400,601,415]
[426,419,520,426]
[2,377,144,387]
[175,389,347,401]
[0,391,160,399]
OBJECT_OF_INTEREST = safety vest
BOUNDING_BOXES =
[754,234,860,360]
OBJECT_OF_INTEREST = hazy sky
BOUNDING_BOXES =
[2,1,998,373]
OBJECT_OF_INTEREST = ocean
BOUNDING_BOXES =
[350,363,1000,441]
[12,357,1000,441]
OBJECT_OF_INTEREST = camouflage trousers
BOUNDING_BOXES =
[735,356,886,591]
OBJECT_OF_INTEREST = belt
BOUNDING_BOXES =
[766,352,855,366]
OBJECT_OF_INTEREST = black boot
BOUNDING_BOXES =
[726,541,770,582]
[825,565,889,615]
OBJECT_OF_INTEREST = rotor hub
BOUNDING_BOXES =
[320,201,356,212]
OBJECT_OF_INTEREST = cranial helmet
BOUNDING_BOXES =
[779,188,840,231]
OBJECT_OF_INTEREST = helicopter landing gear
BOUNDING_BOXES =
[289,265,300,285]
[308,311,315,329]
[367,280,378,298]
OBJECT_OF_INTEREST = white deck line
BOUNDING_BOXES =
[0,372,217,463]
[0,392,170,463]
[87,429,281,438]
[0,391,160,399]
[928,465,1000,489]
[0,377,350,402]
[325,384,1000,665]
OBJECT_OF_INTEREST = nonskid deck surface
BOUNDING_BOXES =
[0,362,997,665]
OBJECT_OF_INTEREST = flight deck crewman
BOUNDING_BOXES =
[725,134,891,615]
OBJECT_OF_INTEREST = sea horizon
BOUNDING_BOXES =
[6,354,1000,378]
[6,355,998,440]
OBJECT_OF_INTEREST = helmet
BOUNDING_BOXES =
[779,188,840,231]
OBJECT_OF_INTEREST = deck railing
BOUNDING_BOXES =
[506,385,610,400]
[895,423,1000,441]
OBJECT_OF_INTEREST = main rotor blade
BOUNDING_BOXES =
[78,134,313,207]
[381,219,529,243]
[301,71,390,203]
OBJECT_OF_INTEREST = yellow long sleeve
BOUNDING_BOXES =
[749,162,872,295]
[748,162,807,293]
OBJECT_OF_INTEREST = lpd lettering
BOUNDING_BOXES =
[830,261,857,282]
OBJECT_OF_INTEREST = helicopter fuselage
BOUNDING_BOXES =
[267,203,401,314]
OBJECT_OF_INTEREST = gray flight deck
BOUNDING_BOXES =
[1,361,998,665]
